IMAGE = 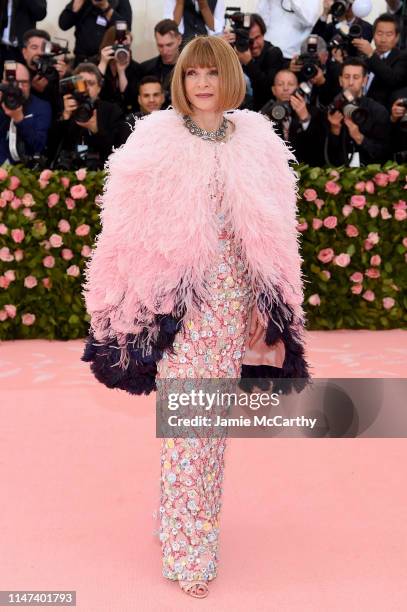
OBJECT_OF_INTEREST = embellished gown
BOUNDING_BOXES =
[154,135,256,582]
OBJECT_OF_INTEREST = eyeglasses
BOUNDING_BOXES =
[83,79,97,86]
[16,79,30,85]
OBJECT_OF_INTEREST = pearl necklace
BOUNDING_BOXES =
[183,115,228,142]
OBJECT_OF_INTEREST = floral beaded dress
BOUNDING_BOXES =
[154,127,255,583]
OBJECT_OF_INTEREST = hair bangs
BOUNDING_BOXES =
[180,38,219,72]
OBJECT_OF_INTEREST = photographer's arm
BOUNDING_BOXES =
[59,1,86,30]
[197,0,215,32]
[172,0,184,26]
[21,0,47,21]
[108,0,133,29]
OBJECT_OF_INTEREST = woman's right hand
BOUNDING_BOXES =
[98,45,115,73]
[62,94,78,120]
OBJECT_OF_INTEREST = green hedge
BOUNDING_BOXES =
[0,162,406,339]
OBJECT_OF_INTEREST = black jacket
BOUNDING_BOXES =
[59,0,132,64]
[364,48,407,109]
[325,95,391,166]
[312,16,373,44]
[243,41,284,111]
[98,59,142,113]
[0,0,47,46]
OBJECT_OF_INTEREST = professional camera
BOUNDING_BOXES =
[111,20,130,66]
[268,82,312,122]
[224,7,251,53]
[0,61,25,110]
[297,35,321,80]
[32,39,69,82]
[329,23,363,57]
[330,0,352,20]
[59,75,96,123]
[53,149,101,171]
[328,89,368,125]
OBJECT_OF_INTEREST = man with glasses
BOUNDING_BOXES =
[0,61,51,164]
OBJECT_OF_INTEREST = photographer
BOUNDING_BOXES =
[0,61,51,165]
[223,13,284,111]
[58,0,132,66]
[313,0,373,44]
[51,62,123,169]
[97,24,142,113]
[117,76,166,145]
[389,87,407,161]
[164,0,224,40]
[0,1,47,73]
[261,69,326,166]
[325,57,391,166]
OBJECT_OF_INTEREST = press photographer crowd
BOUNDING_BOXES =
[1,0,407,170]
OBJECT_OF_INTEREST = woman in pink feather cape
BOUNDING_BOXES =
[82,36,310,599]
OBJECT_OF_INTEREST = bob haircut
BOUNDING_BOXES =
[171,36,246,115]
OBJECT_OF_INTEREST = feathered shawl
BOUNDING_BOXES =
[82,108,310,394]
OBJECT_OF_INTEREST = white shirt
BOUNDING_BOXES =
[1,0,15,46]
[163,0,225,36]
[256,0,323,58]
[365,49,392,94]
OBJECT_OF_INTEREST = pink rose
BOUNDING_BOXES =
[43,255,55,269]
[346,224,359,238]
[308,294,321,306]
[342,204,353,217]
[58,219,71,233]
[380,207,392,219]
[22,313,36,326]
[370,255,381,266]
[67,265,80,277]
[382,297,395,310]
[368,205,379,218]
[38,179,49,189]
[303,188,317,202]
[321,270,331,280]
[365,180,375,194]
[350,271,363,283]
[365,268,380,279]
[296,221,308,232]
[41,239,51,251]
[323,215,338,229]
[22,208,35,219]
[75,168,87,181]
[355,181,365,192]
[317,248,335,264]
[374,173,389,187]
[362,290,375,302]
[334,253,351,267]
[49,233,63,248]
[70,184,88,200]
[1,189,14,202]
[4,304,16,318]
[10,198,22,210]
[60,176,70,188]
[0,168,8,181]
[81,245,92,257]
[62,248,73,261]
[4,269,15,281]
[387,169,400,182]
[0,223,8,235]
[325,180,341,195]
[40,169,53,182]
[394,199,407,210]
[75,223,90,237]
[403,237,407,248]
[312,218,323,230]
[24,275,38,289]
[351,284,363,295]
[0,276,10,289]
[350,194,366,209]
[0,247,13,262]
[8,175,20,190]
[315,198,325,210]
[368,232,379,245]
[14,249,24,262]
[47,193,60,208]
[22,193,34,206]
[65,198,75,210]
[0,309,7,321]
[364,240,374,251]
[42,277,52,289]
[0,198,6,208]
[395,209,407,221]
[329,169,340,180]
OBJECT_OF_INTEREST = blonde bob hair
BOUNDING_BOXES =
[171,36,246,115]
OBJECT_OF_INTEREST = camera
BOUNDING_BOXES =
[0,61,25,110]
[268,83,312,122]
[329,23,363,57]
[59,75,96,123]
[298,36,321,80]
[32,39,69,82]
[394,98,407,131]
[54,149,101,171]
[224,7,251,53]
[330,1,352,20]
[112,20,130,66]
[328,89,368,125]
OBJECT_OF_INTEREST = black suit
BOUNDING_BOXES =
[243,41,284,111]
[139,55,175,106]
[312,17,373,44]
[0,0,46,72]
[364,49,407,109]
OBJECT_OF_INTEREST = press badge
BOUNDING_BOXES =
[96,15,108,27]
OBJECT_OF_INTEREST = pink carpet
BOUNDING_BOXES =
[0,330,406,611]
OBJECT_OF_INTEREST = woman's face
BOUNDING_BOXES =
[184,65,220,113]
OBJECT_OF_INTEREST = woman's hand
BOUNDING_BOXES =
[62,93,78,120]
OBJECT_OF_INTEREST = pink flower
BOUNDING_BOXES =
[346,224,359,238]
[62,248,73,261]
[0,198,6,208]
[0,309,7,321]
[380,207,392,219]
[403,237,407,248]
[43,255,55,269]
[41,239,51,251]
[49,233,63,248]
[58,219,71,233]
[321,270,331,280]
[0,168,8,181]
[65,198,75,210]
[47,193,60,208]
[351,284,363,295]
[350,272,363,283]
[368,205,379,218]
[303,188,317,202]
[8,175,20,190]
[323,215,337,229]
[60,176,70,188]
[38,179,49,189]
[296,221,308,232]
[365,180,375,194]
[67,265,80,277]
[383,297,395,310]
[40,169,53,182]
[374,172,389,187]
[342,204,353,217]
[387,169,400,182]
[312,218,323,230]
[22,313,36,326]
[329,169,340,180]
[0,276,10,289]
[334,253,351,267]
[75,223,90,237]
[75,168,87,181]
[0,223,8,235]
[0,247,13,262]
[22,193,34,206]
[350,194,366,209]
[11,228,24,243]
[70,184,88,200]
[308,293,321,306]
[365,268,380,279]
[4,270,15,281]
[370,255,381,266]
[355,181,365,192]
[24,275,38,289]
[42,278,52,289]
[81,245,92,257]
[363,290,375,302]
[317,248,335,264]
[10,197,22,210]
[368,232,379,245]
[1,189,14,202]
[395,209,407,221]
[315,198,325,210]
[4,304,16,318]
[22,208,35,219]
[325,180,341,195]
[394,199,407,210]
[364,240,374,251]
[14,249,24,262]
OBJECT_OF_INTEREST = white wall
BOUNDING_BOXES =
[39,0,388,62]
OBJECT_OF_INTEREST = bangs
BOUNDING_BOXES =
[180,38,219,71]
